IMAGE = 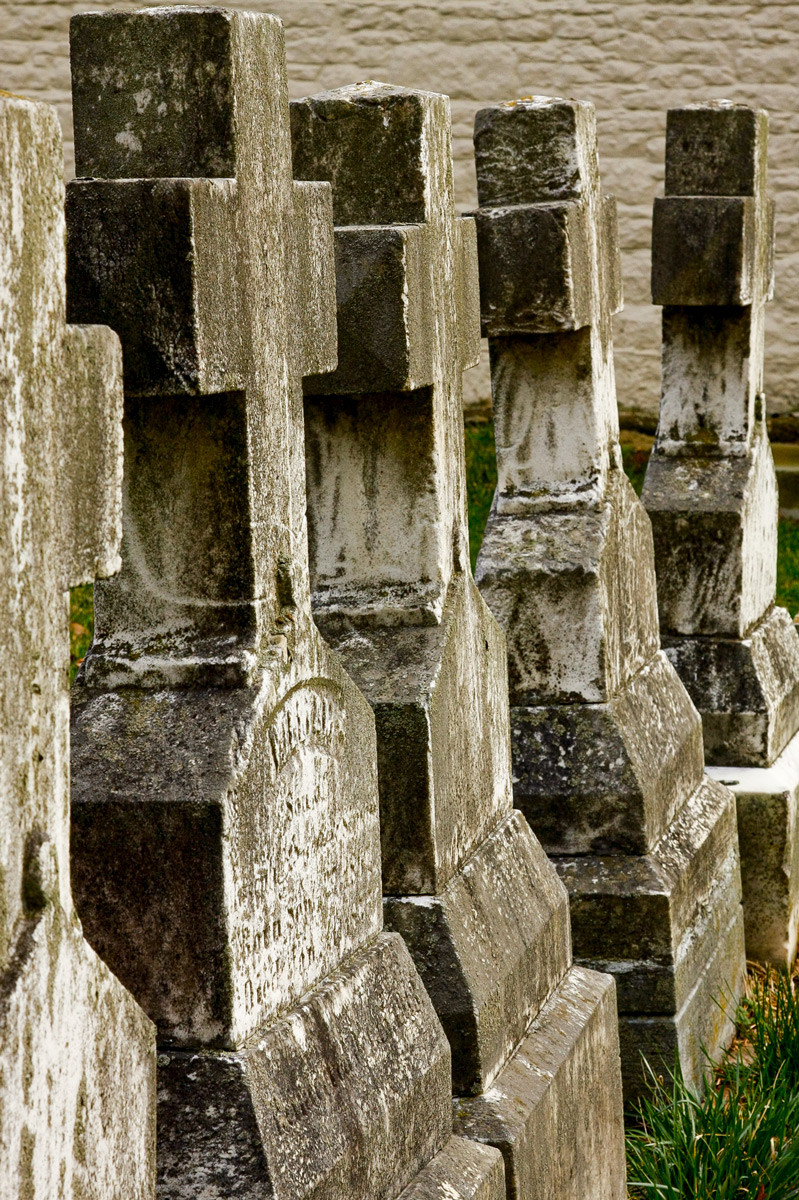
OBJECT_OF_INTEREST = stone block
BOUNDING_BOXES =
[396,1138,506,1200]
[72,643,383,1048]
[71,7,239,180]
[385,810,572,1095]
[709,726,799,965]
[320,575,513,894]
[157,933,453,1200]
[304,223,436,394]
[665,605,799,767]
[559,775,741,1016]
[652,195,757,306]
[510,650,705,855]
[643,431,778,638]
[476,468,661,705]
[664,103,768,198]
[473,97,594,208]
[473,200,593,334]
[456,216,482,370]
[453,966,626,1200]
[620,907,745,1104]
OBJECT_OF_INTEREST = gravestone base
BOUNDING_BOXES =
[556,775,744,1102]
[508,653,704,856]
[384,810,573,1097]
[156,933,466,1200]
[619,910,746,1099]
[708,728,799,966]
[453,965,626,1200]
[0,901,156,1199]
[663,606,799,768]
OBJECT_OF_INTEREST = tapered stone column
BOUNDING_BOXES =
[642,102,799,965]
[473,96,746,1100]
[294,82,627,1195]
[0,91,156,1199]
[65,9,500,1198]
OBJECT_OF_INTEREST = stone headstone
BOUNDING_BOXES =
[294,82,626,1197]
[65,9,499,1197]
[472,96,746,1100]
[642,102,799,965]
[0,91,156,1198]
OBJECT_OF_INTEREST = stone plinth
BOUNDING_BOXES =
[642,102,799,966]
[294,81,627,1192]
[66,9,479,1197]
[0,91,156,1199]
[473,96,746,1101]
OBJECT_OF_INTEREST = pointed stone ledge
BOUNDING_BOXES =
[709,726,799,966]
[396,1138,506,1200]
[558,775,740,1016]
[664,605,799,768]
[384,810,572,1096]
[619,907,746,1103]
[453,965,626,1200]
[156,933,453,1200]
[510,651,705,856]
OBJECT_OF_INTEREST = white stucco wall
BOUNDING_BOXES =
[2,0,798,417]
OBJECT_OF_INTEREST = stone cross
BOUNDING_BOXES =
[66,10,490,1198]
[472,96,746,1102]
[0,91,155,1198]
[642,102,799,966]
[293,83,626,1197]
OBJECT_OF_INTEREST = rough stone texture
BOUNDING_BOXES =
[453,967,625,1200]
[295,80,626,1196]
[510,652,704,857]
[709,728,799,965]
[642,103,799,964]
[385,811,572,1096]
[664,606,799,767]
[396,1138,506,1200]
[0,90,156,1198]
[474,97,744,1100]
[156,933,457,1200]
[66,10,459,1196]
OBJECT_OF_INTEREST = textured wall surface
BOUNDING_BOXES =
[2,0,798,416]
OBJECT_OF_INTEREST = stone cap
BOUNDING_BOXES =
[665,101,768,198]
[292,81,450,226]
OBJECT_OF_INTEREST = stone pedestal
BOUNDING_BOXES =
[0,91,156,1199]
[472,96,746,1101]
[642,102,799,966]
[66,10,497,1197]
[294,82,627,1192]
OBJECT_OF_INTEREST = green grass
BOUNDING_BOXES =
[464,420,498,572]
[627,969,799,1199]
[69,582,94,684]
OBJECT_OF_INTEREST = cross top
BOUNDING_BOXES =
[0,92,123,934]
[293,82,480,625]
[652,102,774,448]
[472,96,622,510]
[67,6,337,683]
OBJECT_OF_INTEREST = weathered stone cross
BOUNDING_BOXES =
[643,103,799,967]
[293,83,627,1197]
[472,96,746,1102]
[67,10,480,1197]
[0,91,155,1199]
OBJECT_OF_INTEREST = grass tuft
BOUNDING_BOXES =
[628,967,799,1199]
